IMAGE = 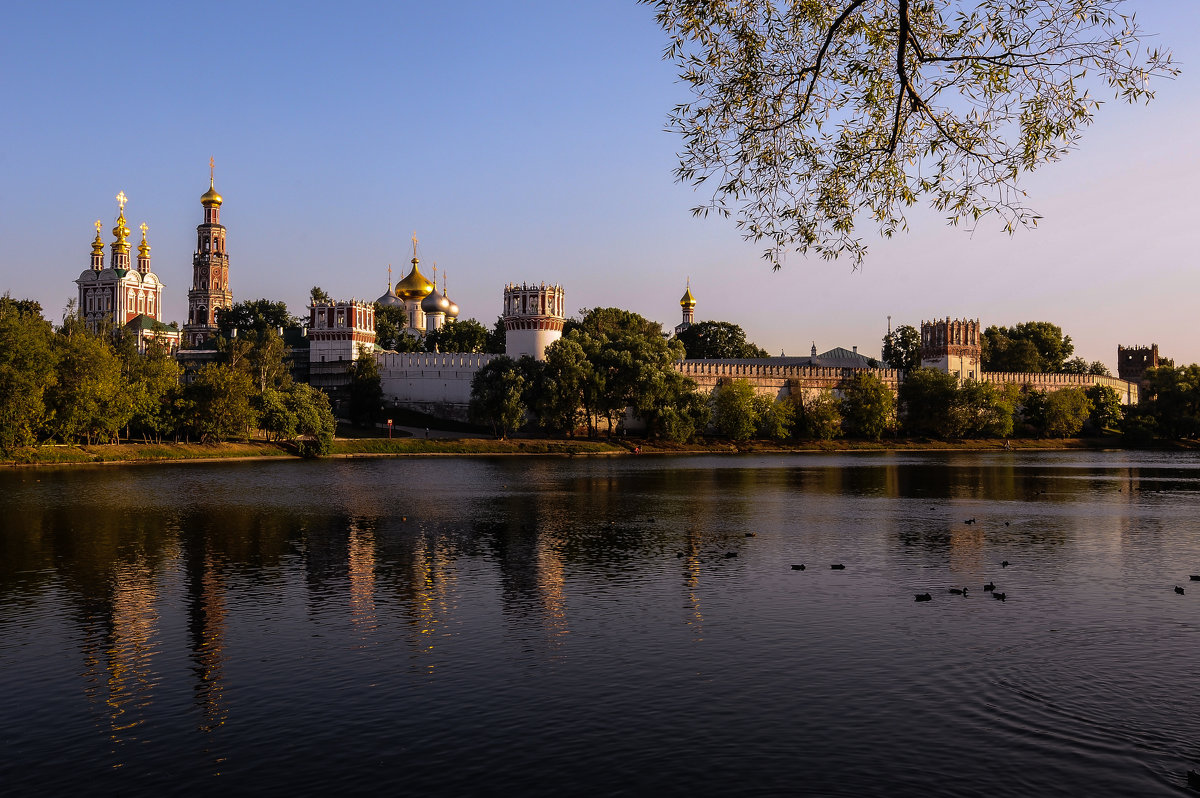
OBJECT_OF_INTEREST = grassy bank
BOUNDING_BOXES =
[2,441,294,467]
[2,435,1177,468]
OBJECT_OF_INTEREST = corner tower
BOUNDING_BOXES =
[184,159,233,347]
[920,317,981,379]
[503,282,565,360]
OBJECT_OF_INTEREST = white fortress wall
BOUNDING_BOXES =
[378,351,495,420]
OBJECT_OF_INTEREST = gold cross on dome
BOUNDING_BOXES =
[209,156,215,180]
[116,191,127,211]
[140,222,148,237]
[94,220,102,234]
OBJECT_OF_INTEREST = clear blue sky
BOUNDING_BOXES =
[3,1,1196,368]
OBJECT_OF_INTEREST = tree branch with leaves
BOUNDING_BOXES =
[642,0,1176,266]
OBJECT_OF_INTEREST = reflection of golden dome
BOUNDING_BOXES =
[201,180,223,207]
[395,258,434,301]
[680,283,696,309]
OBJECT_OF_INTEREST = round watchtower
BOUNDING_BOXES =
[503,282,565,360]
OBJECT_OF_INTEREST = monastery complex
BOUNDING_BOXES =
[73,171,1146,423]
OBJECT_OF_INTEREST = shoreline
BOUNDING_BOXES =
[0,436,1173,470]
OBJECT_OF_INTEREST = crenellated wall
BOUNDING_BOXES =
[378,352,496,421]
[676,360,906,399]
[982,372,1138,404]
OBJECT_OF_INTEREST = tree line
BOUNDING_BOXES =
[882,321,1114,375]
[465,305,1200,444]
[0,296,334,457]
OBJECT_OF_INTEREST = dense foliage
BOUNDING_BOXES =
[0,297,334,457]
[675,321,769,359]
[881,324,921,371]
[642,0,1175,265]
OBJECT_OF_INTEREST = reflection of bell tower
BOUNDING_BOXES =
[184,158,233,347]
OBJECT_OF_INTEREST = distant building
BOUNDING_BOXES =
[503,282,565,361]
[675,280,696,335]
[374,235,460,343]
[920,317,981,380]
[1118,344,1164,389]
[75,191,180,352]
[183,164,233,348]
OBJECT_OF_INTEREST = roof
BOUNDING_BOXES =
[125,314,179,334]
[813,347,874,368]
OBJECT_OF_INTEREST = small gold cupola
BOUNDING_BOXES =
[680,280,696,309]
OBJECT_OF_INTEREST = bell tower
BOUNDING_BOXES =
[184,158,233,347]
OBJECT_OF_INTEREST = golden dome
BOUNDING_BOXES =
[91,221,105,255]
[138,223,151,257]
[112,212,131,245]
[395,258,434,300]
[201,180,223,207]
[680,283,696,309]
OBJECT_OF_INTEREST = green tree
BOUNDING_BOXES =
[257,386,297,442]
[898,367,958,438]
[426,318,490,353]
[47,317,131,445]
[469,356,528,439]
[0,295,56,453]
[533,337,593,435]
[675,320,768,359]
[954,380,1016,439]
[185,363,257,443]
[882,324,921,371]
[123,336,183,442]
[217,299,298,339]
[347,350,383,426]
[1138,365,1200,440]
[642,0,1174,266]
[710,379,758,440]
[790,389,843,441]
[841,372,894,440]
[753,394,795,440]
[1039,387,1092,438]
[486,317,507,355]
[983,322,1074,373]
[310,286,331,303]
[1085,384,1122,432]
[288,383,336,456]
[572,307,686,435]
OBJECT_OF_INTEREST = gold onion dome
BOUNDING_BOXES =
[112,213,131,247]
[201,180,223,207]
[138,223,151,256]
[91,224,105,255]
[395,259,434,301]
[680,283,696,309]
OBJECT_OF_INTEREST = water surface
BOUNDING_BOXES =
[2,451,1198,796]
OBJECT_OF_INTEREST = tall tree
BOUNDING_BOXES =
[841,372,894,439]
[347,351,383,426]
[0,296,56,453]
[983,322,1074,372]
[899,367,959,438]
[882,324,921,371]
[47,316,130,445]
[217,299,298,338]
[469,356,528,439]
[642,0,1175,265]
[425,318,490,353]
[710,379,758,440]
[675,320,769,359]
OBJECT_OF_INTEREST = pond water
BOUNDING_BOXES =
[1,451,1198,796]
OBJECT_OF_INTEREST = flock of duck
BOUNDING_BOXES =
[779,515,1200,603]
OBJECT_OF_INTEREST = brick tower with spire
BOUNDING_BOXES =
[184,159,233,347]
